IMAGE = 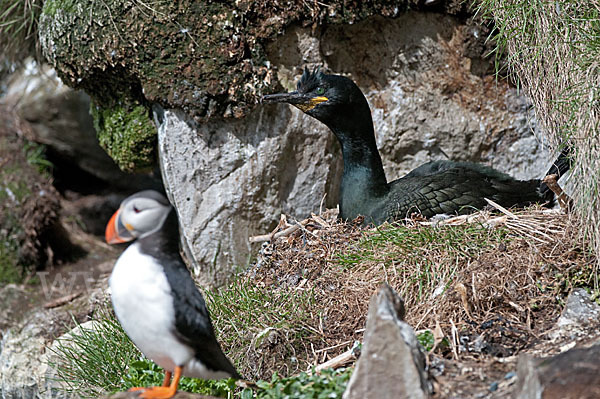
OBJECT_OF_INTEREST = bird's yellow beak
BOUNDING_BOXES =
[262,92,328,112]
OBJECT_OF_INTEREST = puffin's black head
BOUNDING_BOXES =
[262,68,368,126]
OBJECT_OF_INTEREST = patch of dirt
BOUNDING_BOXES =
[239,207,598,397]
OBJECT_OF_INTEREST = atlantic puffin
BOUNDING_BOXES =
[105,190,240,398]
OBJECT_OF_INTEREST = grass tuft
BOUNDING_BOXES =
[0,0,43,64]
[476,0,600,287]
[48,294,349,398]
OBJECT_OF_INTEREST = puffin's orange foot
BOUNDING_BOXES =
[137,386,177,399]
[127,387,147,392]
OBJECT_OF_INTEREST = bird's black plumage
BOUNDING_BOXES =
[138,210,241,379]
[263,68,571,224]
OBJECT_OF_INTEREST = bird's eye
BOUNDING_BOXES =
[133,206,141,213]
[316,87,325,95]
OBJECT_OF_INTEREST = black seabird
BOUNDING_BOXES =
[262,68,570,224]
[105,190,240,398]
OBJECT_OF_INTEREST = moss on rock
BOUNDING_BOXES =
[37,0,470,170]
[91,101,156,172]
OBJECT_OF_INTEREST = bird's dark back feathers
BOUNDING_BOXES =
[365,162,556,224]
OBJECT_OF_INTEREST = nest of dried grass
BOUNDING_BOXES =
[210,206,594,381]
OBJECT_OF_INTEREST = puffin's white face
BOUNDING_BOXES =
[105,190,171,244]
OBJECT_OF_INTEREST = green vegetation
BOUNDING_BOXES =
[49,302,351,398]
[205,277,318,375]
[24,141,53,175]
[0,139,31,283]
[253,369,352,399]
[90,100,156,172]
[476,0,600,287]
[336,221,510,307]
[41,0,78,17]
[0,0,43,64]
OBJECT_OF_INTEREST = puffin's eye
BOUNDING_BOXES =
[133,206,141,213]
[316,87,325,95]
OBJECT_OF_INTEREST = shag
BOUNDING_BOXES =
[105,190,240,399]
[262,68,570,224]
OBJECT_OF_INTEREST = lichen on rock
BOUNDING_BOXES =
[90,100,156,172]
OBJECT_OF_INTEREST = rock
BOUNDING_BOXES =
[1,61,155,188]
[556,288,600,330]
[0,284,33,334]
[0,309,82,399]
[514,343,600,399]
[342,284,431,399]
[0,281,109,399]
[548,288,600,342]
[0,314,49,399]
[156,106,341,285]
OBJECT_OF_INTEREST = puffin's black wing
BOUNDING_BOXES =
[162,260,241,379]
[383,165,548,222]
[139,211,240,379]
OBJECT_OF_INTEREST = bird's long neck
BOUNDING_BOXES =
[326,107,389,218]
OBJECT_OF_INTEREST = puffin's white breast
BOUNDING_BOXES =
[109,243,194,371]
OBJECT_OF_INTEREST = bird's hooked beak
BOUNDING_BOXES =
[105,208,135,244]
[262,91,328,113]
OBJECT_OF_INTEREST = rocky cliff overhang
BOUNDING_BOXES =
[38,0,472,170]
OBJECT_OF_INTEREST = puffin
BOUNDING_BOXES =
[105,190,240,398]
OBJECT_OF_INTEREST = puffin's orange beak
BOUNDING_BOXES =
[105,209,134,244]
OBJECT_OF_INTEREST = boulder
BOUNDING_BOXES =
[556,288,600,332]
[342,284,431,399]
[0,277,110,399]
[1,61,154,189]
[156,106,341,284]
[514,343,600,399]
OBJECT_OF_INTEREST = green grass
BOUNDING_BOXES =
[24,141,53,175]
[336,221,510,304]
[49,286,348,399]
[476,0,600,287]
[0,0,43,64]
[47,305,245,397]
[205,277,318,373]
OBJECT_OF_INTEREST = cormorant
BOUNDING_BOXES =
[262,68,570,225]
[105,190,240,399]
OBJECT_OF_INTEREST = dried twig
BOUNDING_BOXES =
[43,291,82,309]
[313,348,357,373]
[543,174,573,212]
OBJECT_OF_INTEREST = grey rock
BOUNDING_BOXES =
[0,284,32,333]
[157,107,342,286]
[514,343,600,399]
[0,61,151,189]
[343,284,431,399]
[0,283,109,399]
[0,310,78,399]
[557,288,600,329]
[159,13,554,285]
